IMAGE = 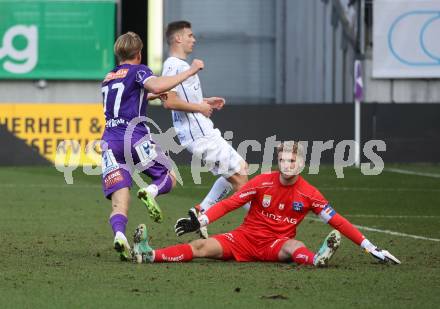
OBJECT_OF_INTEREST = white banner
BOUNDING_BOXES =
[373,0,440,78]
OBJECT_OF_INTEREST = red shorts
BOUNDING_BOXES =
[212,229,290,262]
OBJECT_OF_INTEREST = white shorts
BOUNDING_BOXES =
[186,129,244,178]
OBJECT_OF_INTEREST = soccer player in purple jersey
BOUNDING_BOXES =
[101,32,203,260]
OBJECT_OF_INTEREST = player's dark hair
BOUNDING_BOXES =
[114,32,143,63]
[165,20,192,45]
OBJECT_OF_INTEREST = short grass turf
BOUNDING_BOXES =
[0,165,439,308]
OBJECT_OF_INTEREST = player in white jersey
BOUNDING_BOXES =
[161,21,249,238]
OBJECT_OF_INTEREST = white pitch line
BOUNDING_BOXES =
[386,168,440,179]
[306,217,440,242]
[343,214,440,219]
[351,224,440,242]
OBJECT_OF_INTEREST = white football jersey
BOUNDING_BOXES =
[162,56,215,146]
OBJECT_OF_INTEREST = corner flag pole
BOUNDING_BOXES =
[354,60,363,168]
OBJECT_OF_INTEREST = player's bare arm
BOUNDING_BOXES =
[163,91,213,117]
[174,178,259,236]
[147,92,166,100]
[204,97,225,110]
[144,59,204,94]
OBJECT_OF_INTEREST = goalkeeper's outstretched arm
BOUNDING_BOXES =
[318,205,401,264]
[174,177,260,236]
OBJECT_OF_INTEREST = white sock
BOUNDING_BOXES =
[115,231,128,243]
[146,184,159,198]
[200,177,232,212]
[360,239,376,252]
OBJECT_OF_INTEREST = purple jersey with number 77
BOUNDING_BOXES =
[101,63,155,141]
[99,63,171,199]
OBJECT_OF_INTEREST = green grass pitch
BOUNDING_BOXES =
[0,164,439,308]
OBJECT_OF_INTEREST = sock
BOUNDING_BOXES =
[145,184,159,198]
[292,247,315,265]
[200,177,233,212]
[360,239,376,252]
[109,214,128,236]
[152,173,173,196]
[152,244,193,263]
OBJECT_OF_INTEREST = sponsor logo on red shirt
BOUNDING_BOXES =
[261,182,273,186]
[261,210,298,225]
[312,201,326,209]
[239,190,256,199]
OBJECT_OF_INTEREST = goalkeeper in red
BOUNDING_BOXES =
[132,142,400,266]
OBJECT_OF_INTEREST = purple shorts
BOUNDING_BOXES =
[101,135,172,199]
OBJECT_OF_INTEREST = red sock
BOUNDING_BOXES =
[292,247,315,265]
[153,244,193,263]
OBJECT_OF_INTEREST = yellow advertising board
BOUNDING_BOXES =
[0,103,104,165]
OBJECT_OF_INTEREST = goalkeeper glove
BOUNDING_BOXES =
[368,247,401,264]
[175,208,201,236]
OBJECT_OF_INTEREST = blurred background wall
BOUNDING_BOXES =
[0,0,439,165]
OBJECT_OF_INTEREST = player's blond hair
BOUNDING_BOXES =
[277,141,306,173]
[114,32,143,62]
[276,141,299,155]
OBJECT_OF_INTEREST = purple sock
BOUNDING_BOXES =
[109,214,128,235]
[153,173,173,196]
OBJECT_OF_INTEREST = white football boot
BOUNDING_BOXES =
[313,230,341,267]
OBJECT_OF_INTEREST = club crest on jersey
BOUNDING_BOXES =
[136,70,147,82]
[262,195,272,208]
[279,203,285,210]
[292,201,304,212]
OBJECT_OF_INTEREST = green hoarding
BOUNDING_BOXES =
[0,0,115,79]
